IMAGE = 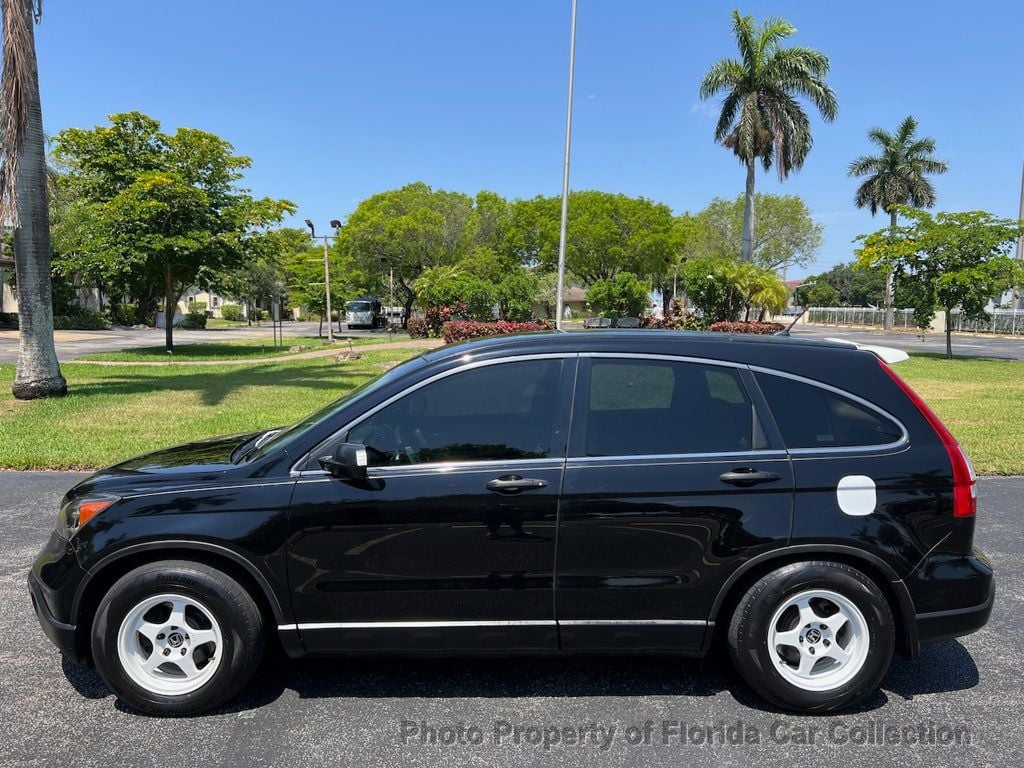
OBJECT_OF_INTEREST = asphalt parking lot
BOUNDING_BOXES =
[1,472,1019,767]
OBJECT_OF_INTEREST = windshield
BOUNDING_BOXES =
[347,301,372,312]
[245,354,428,461]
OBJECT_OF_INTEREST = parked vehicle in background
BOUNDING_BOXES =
[28,331,993,716]
[344,296,382,329]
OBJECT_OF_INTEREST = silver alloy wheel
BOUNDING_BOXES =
[116,593,224,696]
[767,588,870,692]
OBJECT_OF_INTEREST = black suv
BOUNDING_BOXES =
[28,331,994,715]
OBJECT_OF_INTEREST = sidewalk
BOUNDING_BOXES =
[66,338,444,367]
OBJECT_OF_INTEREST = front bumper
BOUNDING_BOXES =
[28,571,84,663]
[907,550,994,647]
[28,530,88,663]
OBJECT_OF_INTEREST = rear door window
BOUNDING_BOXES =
[755,372,903,449]
[581,359,760,456]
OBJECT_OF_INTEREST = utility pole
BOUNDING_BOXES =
[1013,161,1024,313]
[554,0,578,330]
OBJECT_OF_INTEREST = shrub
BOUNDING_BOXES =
[179,311,207,329]
[52,307,111,330]
[441,320,549,344]
[641,301,707,330]
[190,300,208,313]
[586,272,649,319]
[109,302,142,326]
[406,316,430,338]
[708,321,785,335]
[424,302,467,337]
[221,304,244,322]
[0,312,18,329]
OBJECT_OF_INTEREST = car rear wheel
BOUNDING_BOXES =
[91,560,264,716]
[728,561,895,713]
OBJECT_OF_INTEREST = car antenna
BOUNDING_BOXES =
[775,281,816,336]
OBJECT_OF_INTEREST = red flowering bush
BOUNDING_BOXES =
[708,321,785,334]
[442,320,550,343]
[406,316,430,338]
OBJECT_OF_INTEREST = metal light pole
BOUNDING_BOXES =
[554,0,578,331]
[305,219,342,343]
[1012,161,1024,313]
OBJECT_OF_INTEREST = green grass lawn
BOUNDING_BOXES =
[893,355,1024,476]
[78,334,411,362]
[0,348,421,470]
[0,352,1020,472]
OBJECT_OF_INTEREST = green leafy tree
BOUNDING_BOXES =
[1,0,66,399]
[52,112,294,350]
[681,256,788,322]
[586,272,650,319]
[857,207,1023,358]
[801,281,841,307]
[212,227,307,323]
[692,193,823,274]
[802,262,886,306]
[340,182,475,323]
[848,115,948,328]
[699,10,837,263]
[507,191,681,284]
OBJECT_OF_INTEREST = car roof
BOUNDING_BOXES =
[422,329,858,365]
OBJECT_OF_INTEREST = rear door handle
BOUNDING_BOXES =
[719,468,782,487]
[486,475,548,494]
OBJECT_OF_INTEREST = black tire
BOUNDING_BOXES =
[728,560,895,713]
[91,560,264,716]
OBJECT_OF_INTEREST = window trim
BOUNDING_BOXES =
[289,353,576,477]
[748,365,909,454]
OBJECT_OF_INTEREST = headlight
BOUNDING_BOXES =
[59,494,120,534]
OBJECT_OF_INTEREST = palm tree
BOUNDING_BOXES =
[1,0,65,398]
[699,11,837,263]
[848,116,948,329]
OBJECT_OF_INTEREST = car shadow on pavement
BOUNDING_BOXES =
[60,638,979,718]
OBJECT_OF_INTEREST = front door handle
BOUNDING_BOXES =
[486,475,548,494]
[719,468,782,487]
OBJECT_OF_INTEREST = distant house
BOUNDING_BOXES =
[533,286,587,320]
[0,253,15,315]
[177,288,243,319]
[785,279,805,308]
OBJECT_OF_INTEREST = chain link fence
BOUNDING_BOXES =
[805,307,1024,336]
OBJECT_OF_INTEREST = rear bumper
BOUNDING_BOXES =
[908,550,994,647]
[27,571,84,663]
[915,582,995,645]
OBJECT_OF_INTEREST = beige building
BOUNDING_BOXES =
[0,255,16,315]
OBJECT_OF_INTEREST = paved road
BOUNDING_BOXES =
[791,324,1024,360]
[0,322,393,364]
[0,472,1017,767]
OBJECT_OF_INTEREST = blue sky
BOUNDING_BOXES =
[37,0,1023,277]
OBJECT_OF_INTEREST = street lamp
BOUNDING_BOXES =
[554,0,578,330]
[305,219,342,343]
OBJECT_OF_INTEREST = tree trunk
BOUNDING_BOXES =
[741,159,756,262]
[163,266,175,351]
[883,209,898,331]
[10,0,66,399]
[945,306,953,359]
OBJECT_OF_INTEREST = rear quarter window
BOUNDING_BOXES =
[756,372,904,449]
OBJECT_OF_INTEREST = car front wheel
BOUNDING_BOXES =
[91,560,264,716]
[728,560,895,713]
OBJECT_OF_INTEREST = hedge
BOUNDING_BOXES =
[708,321,785,335]
[442,320,549,343]
[406,316,430,338]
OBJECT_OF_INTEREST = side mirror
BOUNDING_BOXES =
[318,442,369,480]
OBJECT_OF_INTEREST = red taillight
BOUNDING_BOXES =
[878,359,977,517]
